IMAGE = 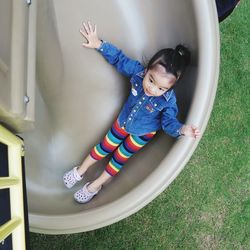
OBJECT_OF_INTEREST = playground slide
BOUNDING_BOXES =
[0,0,219,234]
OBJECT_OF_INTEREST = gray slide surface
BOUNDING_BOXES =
[0,0,220,234]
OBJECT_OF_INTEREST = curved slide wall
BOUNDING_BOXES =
[0,0,220,234]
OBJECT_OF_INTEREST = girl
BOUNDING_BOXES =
[63,21,200,203]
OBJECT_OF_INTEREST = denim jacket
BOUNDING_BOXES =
[97,41,183,138]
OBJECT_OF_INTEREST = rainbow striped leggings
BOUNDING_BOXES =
[90,119,156,176]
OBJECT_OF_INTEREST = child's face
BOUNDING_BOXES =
[142,64,176,97]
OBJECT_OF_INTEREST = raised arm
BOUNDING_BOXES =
[80,21,143,77]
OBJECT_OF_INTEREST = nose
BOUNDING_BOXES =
[148,83,157,94]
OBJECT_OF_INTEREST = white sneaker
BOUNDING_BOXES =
[74,182,101,203]
[63,167,83,189]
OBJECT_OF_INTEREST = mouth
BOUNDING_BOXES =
[144,88,152,96]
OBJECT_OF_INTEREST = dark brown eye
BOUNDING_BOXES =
[159,87,167,91]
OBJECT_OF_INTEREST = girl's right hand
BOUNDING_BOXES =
[180,125,201,139]
[80,21,102,49]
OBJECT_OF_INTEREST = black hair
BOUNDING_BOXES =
[147,44,191,81]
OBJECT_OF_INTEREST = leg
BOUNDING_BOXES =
[77,119,128,176]
[105,131,157,176]
[87,132,156,191]
[63,120,128,189]
[74,131,157,203]
[77,154,97,176]
[87,170,112,192]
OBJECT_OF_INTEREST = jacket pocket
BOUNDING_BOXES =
[149,99,163,112]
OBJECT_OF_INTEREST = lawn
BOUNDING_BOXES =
[30,1,249,249]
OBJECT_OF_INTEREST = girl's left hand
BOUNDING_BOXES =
[180,125,201,138]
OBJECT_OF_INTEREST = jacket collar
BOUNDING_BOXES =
[163,89,173,102]
[136,70,146,78]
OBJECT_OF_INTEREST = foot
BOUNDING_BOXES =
[87,182,102,193]
[74,182,102,204]
[63,166,83,189]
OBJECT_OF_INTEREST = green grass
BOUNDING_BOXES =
[30,2,249,249]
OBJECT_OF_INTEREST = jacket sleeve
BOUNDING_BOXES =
[161,93,183,138]
[97,41,144,78]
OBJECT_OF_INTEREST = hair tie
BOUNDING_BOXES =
[178,50,184,56]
